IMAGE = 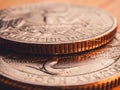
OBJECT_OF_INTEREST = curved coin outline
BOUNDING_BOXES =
[0,31,120,90]
[0,3,118,55]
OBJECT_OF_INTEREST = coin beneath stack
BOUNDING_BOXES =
[0,3,117,55]
[0,31,120,90]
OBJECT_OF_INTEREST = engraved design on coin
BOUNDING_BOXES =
[0,31,120,87]
[0,3,117,43]
[0,3,117,55]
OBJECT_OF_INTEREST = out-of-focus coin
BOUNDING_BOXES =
[0,31,120,90]
[0,3,117,55]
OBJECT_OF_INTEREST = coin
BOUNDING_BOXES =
[0,3,117,55]
[0,31,120,90]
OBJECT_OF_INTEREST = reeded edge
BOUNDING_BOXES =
[0,72,120,90]
[0,48,120,89]
[0,3,118,55]
[0,27,117,55]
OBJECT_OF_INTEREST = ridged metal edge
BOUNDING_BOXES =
[0,28,117,55]
[0,73,120,90]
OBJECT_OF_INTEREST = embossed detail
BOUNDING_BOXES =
[0,3,117,55]
[0,32,120,90]
[0,4,116,43]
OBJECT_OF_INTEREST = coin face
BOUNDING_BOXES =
[0,3,117,44]
[0,31,120,89]
[0,3,117,55]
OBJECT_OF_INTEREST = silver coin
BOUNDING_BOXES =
[0,3,117,55]
[0,3,117,44]
[0,31,120,90]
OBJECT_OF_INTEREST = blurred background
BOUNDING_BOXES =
[0,0,119,90]
[0,0,119,28]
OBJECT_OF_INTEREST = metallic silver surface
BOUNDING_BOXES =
[0,31,120,90]
[0,3,117,55]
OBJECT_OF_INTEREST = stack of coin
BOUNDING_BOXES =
[0,3,119,90]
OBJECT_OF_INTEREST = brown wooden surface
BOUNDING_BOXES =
[0,0,120,90]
